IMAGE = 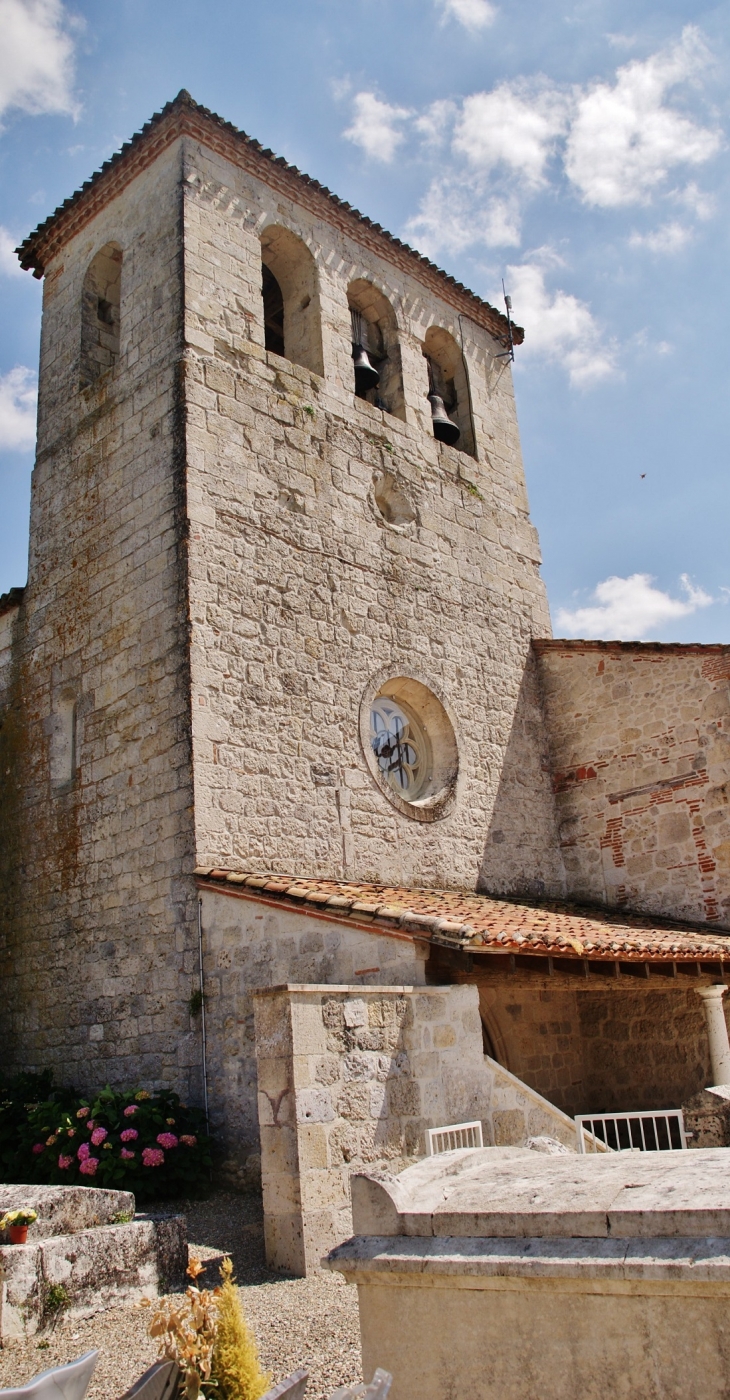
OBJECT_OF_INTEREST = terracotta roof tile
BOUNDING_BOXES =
[193,869,730,963]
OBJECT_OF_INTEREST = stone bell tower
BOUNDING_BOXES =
[0,91,563,1094]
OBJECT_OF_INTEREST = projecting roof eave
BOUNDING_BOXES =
[535,639,730,656]
[194,869,730,965]
[0,586,25,617]
[15,91,520,349]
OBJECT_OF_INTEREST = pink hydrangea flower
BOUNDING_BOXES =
[76,1107,90,1119]
[86,1121,95,1131]
[156,1133,178,1150]
[123,1105,138,1117]
[77,1142,90,1161]
[58,1154,73,1169]
[32,1143,44,1154]
[66,1128,76,1137]
[90,1127,107,1146]
[180,1135,197,1147]
[79,1157,99,1176]
[120,1148,136,1160]
[142,1147,164,1168]
[120,1128,138,1142]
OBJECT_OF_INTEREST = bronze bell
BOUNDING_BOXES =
[352,343,380,394]
[428,393,460,445]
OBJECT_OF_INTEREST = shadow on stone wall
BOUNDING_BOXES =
[478,649,566,901]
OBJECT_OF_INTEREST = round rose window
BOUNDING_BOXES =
[361,676,459,822]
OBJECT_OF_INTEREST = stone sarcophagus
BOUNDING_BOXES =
[327,1146,730,1400]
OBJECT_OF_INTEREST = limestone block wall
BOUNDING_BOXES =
[476,973,713,1116]
[0,601,20,705]
[0,142,200,1089]
[536,641,730,927]
[180,136,564,897]
[252,983,578,1275]
[197,886,429,1184]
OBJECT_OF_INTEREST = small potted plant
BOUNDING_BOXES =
[0,1208,38,1244]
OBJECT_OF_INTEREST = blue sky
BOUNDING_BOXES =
[0,0,728,640]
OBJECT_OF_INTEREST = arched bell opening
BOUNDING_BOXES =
[260,225,324,376]
[80,241,122,387]
[347,279,406,422]
[423,325,476,458]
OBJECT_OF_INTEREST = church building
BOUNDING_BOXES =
[2,91,730,1187]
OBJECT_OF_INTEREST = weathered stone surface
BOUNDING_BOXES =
[683,1084,730,1147]
[254,985,578,1275]
[347,1146,730,1239]
[0,1214,186,1343]
[536,641,730,929]
[329,1147,730,1400]
[0,1185,135,1240]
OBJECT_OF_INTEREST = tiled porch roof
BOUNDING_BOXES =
[194,868,730,964]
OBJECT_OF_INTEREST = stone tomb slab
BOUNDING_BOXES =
[328,1147,730,1400]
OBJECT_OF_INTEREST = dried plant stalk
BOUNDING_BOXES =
[141,1256,220,1400]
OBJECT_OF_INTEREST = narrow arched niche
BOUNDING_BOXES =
[80,242,122,387]
[348,279,406,422]
[423,324,476,458]
[260,225,324,376]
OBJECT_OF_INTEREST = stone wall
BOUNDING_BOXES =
[536,641,730,927]
[198,885,429,1184]
[181,136,563,896]
[0,143,201,1090]
[476,972,713,1115]
[253,983,578,1274]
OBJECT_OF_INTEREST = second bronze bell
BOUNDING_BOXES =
[428,392,460,446]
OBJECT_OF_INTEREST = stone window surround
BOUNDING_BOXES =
[359,668,461,823]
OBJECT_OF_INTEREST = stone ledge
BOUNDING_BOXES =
[327,1233,730,1288]
[0,1214,186,1343]
[0,1185,135,1240]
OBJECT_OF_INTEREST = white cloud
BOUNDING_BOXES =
[504,260,618,387]
[437,0,497,31]
[0,366,37,451]
[406,181,521,257]
[454,81,568,186]
[414,99,457,147]
[343,91,411,163]
[0,227,23,276]
[556,573,713,640]
[629,221,693,254]
[0,0,78,121]
[675,181,715,220]
[565,27,721,207]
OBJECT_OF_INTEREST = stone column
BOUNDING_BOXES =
[698,985,730,1086]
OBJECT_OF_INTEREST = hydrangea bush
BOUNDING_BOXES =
[0,1075,211,1201]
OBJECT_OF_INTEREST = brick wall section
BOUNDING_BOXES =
[253,983,578,1275]
[180,137,564,896]
[536,642,730,927]
[0,145,200,1089]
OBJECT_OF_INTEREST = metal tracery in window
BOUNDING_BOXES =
[370,696,428,800]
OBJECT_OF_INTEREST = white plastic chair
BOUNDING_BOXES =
[0,1351,98,1400]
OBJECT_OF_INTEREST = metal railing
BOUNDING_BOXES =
[575,1110,687,1154]
[425,1120,484,1156]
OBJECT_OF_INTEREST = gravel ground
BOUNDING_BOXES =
[0,1192,362,1400]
